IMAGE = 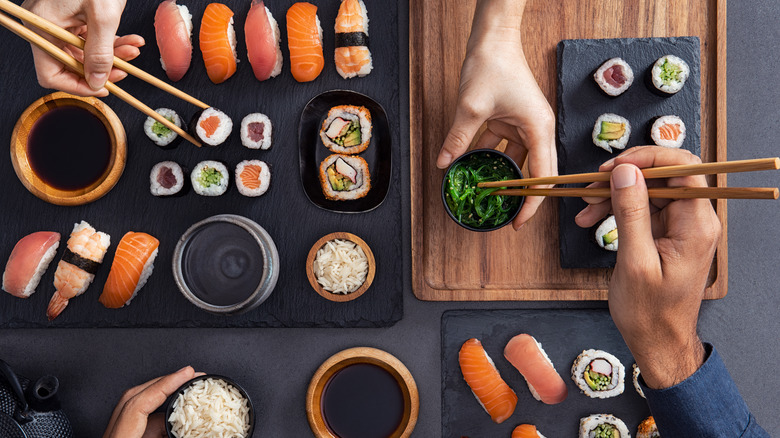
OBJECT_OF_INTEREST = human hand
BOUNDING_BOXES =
[575,147,721,389]
[103,366,200,438]
[436,0,557,229]
[21,0,144,96]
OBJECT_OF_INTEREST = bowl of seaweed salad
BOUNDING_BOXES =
[441,149,524,231]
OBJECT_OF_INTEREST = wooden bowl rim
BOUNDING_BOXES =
[305,232,376,302]
[10,91,126,206]
[305,347,419,438]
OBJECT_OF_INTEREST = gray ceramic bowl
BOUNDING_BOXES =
[172,214,279,315]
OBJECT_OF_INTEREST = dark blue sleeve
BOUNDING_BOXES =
[641,343,769,437]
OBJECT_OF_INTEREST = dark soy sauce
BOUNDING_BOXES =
[182,222,264,306]
[26,106,111,190]
[321,363,405,438]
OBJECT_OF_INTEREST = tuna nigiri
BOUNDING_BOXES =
[99,232,160,309]
[245,0,282,81]
[459,338,517,424]
[2,232,60,298]
[287,2,324,82]
[154,0,193,81]
[512,424,547,438]
[200,3,238,84]
[503,334,568,405]
[334,0,373,79]
[47,222,110,320]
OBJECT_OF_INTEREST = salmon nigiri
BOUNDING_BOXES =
[512,424,547,438]
[99,232,159,309]
[245,0,282,81]
[503,334,568,405]
[2,231,60,298]
[154,0,193,81]
[200,3,238,84]
[334,0,372,79]
[459,338,517,424]
[286,2,324,82]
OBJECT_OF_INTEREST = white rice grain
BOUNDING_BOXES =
[168,378,250,438]
[313,239,368,294]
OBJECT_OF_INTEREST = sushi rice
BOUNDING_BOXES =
[650,115,686,148]
[593,57,634,96]
[191,160,229,196]
[320,105,372,154]
[571,349,625,399]
[632,363,645,399]
[193,107,233,146]
[318,154,371,201]
[235,160,271,197]
[144,108,182,147]
[240,113,273,149]
[592,113,631,153]
[578,414,630,438]
[651,54,690,94]
[595,215,618,251]
[150,161,185,197]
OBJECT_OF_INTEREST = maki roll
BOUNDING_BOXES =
[191,107,233,146]
[240,113,273,149]
[191,160,228,196]
[595,215,618,251]
[637,416,659,438]
[320,105,372,154]
[571,349,625,399]
[592,113,630,153]
[651,55,690,94]
[632,363,645,399]
[319,154,371,200]
[593,57,633,96]
[144,108,182,147]
[578,414,630,438]
[150,161,185,197]
[235,160,271,197]
[650,115,686,148]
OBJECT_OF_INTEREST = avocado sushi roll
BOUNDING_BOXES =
[319,154,371,200]
[320,105,372,154]
[651,54,690,95]
[595,215,618,251]
[578,414,630,438]
[144,108,182,147]
[592,113,630,153]
[571,349,625,399]
[191,160,228,196]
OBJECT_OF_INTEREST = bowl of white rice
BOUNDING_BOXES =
[306,232,375,302]
[165,375,254,438]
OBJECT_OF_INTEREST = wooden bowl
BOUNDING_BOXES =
[306,232,376,302]
[306,347,419,438]
[10,91,126,206]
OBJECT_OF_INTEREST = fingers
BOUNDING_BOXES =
[437,99,488,169]
[140,413,166,438]
[83,3,124,90]
[609,164,659,269]
[600,146,700,172]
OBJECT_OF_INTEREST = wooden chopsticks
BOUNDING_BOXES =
[477,157,780,200]
[0,2,203,147]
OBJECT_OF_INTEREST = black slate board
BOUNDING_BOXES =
[0,0,401,328]
[441,309,650,437]
[556,37,701,268]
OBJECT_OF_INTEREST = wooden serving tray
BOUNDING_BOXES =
[410,0,727,301]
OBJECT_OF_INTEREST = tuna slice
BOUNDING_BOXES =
[154,0,193,81]
[335,158,357,183]
[246,0,280,81]
[2,232,61,298]
[603,64,626,88]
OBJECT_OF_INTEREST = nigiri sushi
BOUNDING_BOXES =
[504,334,568,404]
[2,232,60,298]
[99,232,159,309]
[245,1,282,81]
[47,222,110,320]
[287,2,324,82]
[459,338,517,424]
[200,3,238,84]
[512,424,547,438]
[334,0,373,79]
[154,0,193,81]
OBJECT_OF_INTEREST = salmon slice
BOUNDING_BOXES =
[286,2,324,82]
[200,3,237,84]
[99,232,159,309]
[240,165,263,189]
[246,0,282,81]
[199,115,221,138]
[154,0,192,81]
[334,0,372,78]
[504,334,568,405]
[513,424,544,438]
[658,123,681,140]
[459,338,517,424]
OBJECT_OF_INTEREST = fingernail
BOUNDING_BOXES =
[88,72,107,90]
[513,222,525,231]
[437,151,453,169]
[612,164,637,189]
[176,366,191,373]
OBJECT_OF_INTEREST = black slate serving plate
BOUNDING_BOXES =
[441,309,650,438]
[299,90,391,213]
[0,0,401,328]
[556,36,701,268]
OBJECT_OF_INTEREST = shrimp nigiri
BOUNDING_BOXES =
[99,232,159,309]
[154,0,193,81]
[286,2,324,82]
[245,0,282,81]
[47,222,110,320]
[459,338,517,424]
[512,424,547,438]
[503,334,568,404]
[334,0,372,79]
[2,231,60,298]
[200,3,238,84]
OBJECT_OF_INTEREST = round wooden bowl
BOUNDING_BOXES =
[306,232,376,302]
[10,91,126,206]
[306,347,419,438]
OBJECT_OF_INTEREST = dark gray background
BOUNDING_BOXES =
[1,0,779,436]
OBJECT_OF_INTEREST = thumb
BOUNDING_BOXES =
[83,7,122,90]
[610,164,657,264]
[436,102,485,169]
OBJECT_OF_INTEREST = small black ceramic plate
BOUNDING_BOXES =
[299,90,392,213]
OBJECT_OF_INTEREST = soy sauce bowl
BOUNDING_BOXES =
[165,374,255,438]
[441,149,524,232]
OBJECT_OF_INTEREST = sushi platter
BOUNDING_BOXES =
[410,0,728,301]
[0,0,403,328]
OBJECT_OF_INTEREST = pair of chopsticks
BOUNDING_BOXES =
[477,157,780,200]
[0,0,206,147]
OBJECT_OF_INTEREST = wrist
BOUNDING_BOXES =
[629,332,705,389]
[468,0,527,49]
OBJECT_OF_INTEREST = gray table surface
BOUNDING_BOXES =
[1,0,779,436]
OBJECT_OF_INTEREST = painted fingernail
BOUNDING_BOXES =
[88,72,107,90]
[612,164,637,189]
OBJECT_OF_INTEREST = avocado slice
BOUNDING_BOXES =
[327,166,352,191]
[341,127,362,147]
[598,121,626,140]
[584,369,600,391]
[602,228,618,245]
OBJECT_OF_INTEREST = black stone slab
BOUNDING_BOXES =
[441,309,650,437]
[0,0,401,328]
[556,37,701,268]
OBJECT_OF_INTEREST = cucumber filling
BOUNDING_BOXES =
[198,167,223,187]
[583,365,612,391]
[152,116,175,137]
[659,59,683,84]
[591,423,619,438]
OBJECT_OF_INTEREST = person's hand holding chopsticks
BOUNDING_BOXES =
[435,0,557,230]
[21,0,144,96]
